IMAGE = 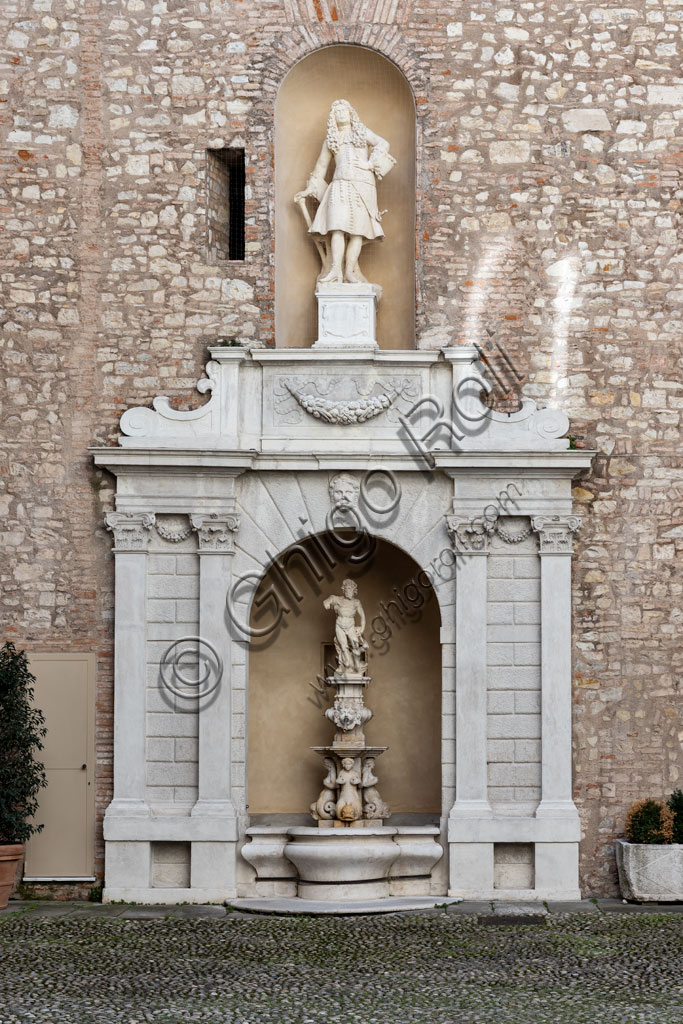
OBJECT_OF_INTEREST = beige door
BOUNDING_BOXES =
[23,654,95,880]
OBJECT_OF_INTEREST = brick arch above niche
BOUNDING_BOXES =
[262,29,430,104]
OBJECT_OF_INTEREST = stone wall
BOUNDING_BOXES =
[1,0,681,894]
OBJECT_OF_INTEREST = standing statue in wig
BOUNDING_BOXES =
[294,99,396,286]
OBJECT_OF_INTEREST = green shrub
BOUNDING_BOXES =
[0,643,47,844]
[667,790,683,844]
[625,798,674,844]
[88,881,104,903]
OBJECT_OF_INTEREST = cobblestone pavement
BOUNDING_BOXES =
[0,903,682,1023]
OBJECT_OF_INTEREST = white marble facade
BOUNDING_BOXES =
[94,346,593,903]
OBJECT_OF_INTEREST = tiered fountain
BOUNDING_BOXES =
[283,579,401,899]
[244,580,444,903]
[310,579,390,828]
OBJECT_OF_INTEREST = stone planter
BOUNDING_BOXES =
[284,827,399,900]
[616,839,683,902]
[0,844,24,909]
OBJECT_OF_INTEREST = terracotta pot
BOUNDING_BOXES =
[0,844,24,908]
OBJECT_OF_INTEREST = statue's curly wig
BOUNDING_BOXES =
[326,100,368,154]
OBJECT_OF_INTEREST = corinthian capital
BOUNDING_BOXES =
[446,515,493,555]
[190,512,240,553]
[104,511,155,552]
[531,515,582,554]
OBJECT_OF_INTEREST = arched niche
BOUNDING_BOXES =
[275,45,416,350]
[247,536,440,819]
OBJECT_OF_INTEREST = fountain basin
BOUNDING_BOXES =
[284,826,399,900]
[389,826,443,895]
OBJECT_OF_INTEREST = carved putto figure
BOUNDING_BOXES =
[335,756,363,823]
[323,579,368,674]
[294,99,395,285]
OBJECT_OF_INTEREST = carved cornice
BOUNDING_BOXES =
[105,511,155,552]
[446,515,493,555]
[531,515,582,554]
[190,512,240,553]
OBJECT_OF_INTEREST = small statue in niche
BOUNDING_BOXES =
[310,756,338,821]
[336,756,363,823]
[361,756,390,821]
[323,578,368,674]
[294,99,396,286]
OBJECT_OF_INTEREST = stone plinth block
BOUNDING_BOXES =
[313,283,381,350]
[616,840,683,902]
[284,826,399,900]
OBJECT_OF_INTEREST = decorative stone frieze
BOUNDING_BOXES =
[285,382,394,423]
[531,515,582,554]
[104,512,155,551]
[274,372,418,427]
[190,513,240,554]
[155,515,192,543]
[494,518,532,545]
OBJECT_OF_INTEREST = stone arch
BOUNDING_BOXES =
[230,468,456,820]
[274,43,417,348]
[245,530,444,821]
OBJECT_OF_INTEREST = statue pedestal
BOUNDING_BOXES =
[310,667,390,828]
[313,283,381,350]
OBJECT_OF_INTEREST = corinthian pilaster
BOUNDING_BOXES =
[106,511,156,551]
[446,514,493,832]
[446,514,494,555]
[531,515,581,554]
[531,514,582,826]
[189,511,240,893]
[104,511,155,820]
[190,512,240,553]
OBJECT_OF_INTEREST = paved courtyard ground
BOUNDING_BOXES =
[0,901,682,1024]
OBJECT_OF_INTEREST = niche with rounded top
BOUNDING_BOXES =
[275,45,416,350]
[247,535,441,821]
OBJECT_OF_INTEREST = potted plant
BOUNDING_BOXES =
[616,794,683,902]
[0,642,47,908]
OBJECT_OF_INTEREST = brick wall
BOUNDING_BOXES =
[1,0,681,894]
